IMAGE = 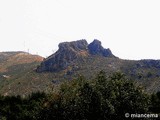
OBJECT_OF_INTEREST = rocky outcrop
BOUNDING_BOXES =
[36,39,115,72]
[88,39,115,57]
[58,39,88,51]
[37,40,89,72]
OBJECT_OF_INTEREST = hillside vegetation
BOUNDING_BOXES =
[0,71,160,120]
[0,52,55,96]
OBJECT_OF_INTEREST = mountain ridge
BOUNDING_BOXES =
[1,40,160,95]
[35,39,160,93]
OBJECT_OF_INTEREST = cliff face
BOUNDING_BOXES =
[36,39,115,72]
[88,39,114,57]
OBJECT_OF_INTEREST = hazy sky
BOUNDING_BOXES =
[0,0,160,60]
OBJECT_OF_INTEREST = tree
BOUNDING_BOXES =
[94,72,150,120]
[150,91,160,113]
[0,71,152,120]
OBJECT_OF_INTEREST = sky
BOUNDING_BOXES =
[0,0,160,60]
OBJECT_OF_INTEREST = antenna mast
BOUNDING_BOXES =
[24,41,26,52]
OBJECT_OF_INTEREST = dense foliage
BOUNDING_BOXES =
[0,71,160,120]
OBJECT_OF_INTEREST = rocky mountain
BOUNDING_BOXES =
[36,39,160,93]
[1,40,160,96]
[36,39,115,72]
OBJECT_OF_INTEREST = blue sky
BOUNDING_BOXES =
[0,0,160,60]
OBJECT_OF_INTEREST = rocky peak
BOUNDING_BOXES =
[37,40,89,72]
[88,39,114,57]
[36,39,115,72]
[88,39,102,54]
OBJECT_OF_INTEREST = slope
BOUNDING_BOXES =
[1,40,160,96]
[37,39,160,93]
[0,52,55,96]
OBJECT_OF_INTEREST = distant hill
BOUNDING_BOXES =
[0,51,43,73]
[0,52,55,96]
[1,40,160,96]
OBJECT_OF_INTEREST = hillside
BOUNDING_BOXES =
[0,52,55,96]
[37,39,160,93]
[0,40,160,96]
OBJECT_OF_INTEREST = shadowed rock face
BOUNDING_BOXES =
[88,39,114,57]
[36,39,115,72]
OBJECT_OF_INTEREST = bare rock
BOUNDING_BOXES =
[88,39,115,57]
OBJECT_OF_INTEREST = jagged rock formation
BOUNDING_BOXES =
[37,40,88,72]
[36,39,115,72]
[88,39,114,57]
